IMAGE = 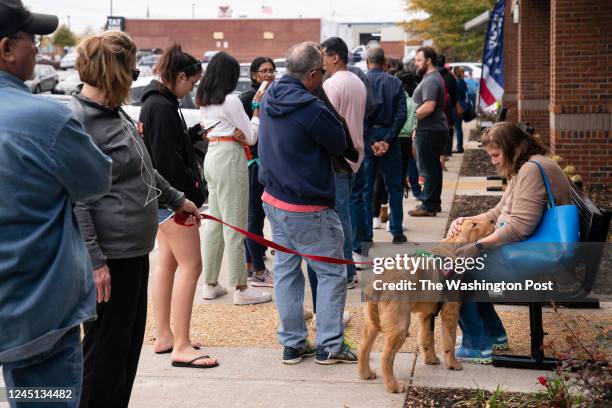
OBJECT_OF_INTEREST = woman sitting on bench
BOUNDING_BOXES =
[447,122,572,364]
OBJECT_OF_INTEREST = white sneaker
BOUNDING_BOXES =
[373,217,381,229]
[386,220,390,232]
[203,283,228,300]
[233,286,273,305]
[353,252,370,270]
[343,311,351,325]
[310,312,352,331]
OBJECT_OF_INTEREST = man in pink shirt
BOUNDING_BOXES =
[320,37,367,287]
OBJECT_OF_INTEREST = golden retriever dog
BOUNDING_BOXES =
[357,219,495,393]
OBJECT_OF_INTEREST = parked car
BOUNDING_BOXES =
[139,54,161,69]
[54,72,81,95]
[448,62,483,79]
[202,50,219,62]
[36,54,60,69]
[239,63,251,78]
[25,64,59,94]
[136,48,163,64]
[273,58,286,78]
[137,65,154,77]
[59,52,78,70]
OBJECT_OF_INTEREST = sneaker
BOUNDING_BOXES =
[408,207,437,217]
[455,345,493,364]
[315,340,358,365]
[250,269,274,288]
[343,311,351,325]
[392,234,408,244]
[386,220,391,232]
[491,335,509,350]
[203,283,228,300]
[233,286,272,305]
[353,252,370,270]
[372,217,381,229]
[347,280,355,289]
[282,339,316,365]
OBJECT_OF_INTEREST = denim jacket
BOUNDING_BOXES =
[0,71,112,362]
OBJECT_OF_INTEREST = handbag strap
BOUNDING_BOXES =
[528,160,555,209]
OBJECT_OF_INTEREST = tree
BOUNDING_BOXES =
[52,25,77,49]
[403,0,496,61]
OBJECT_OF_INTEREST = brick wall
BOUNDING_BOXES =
[549,0,612,186]
[124,19,321,62]
[379,41,404,59]
[502,0,518,123]
[518,0,551,145]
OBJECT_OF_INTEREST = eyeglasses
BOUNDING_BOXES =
[257,69,276,75]
[132,69,140,81]
[9,33,41,48]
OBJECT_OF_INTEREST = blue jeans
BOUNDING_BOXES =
[2,326,82,408]
[349,165,370,255]
[263,203,346,352]
[245,164,267,272]
[363,128,404,236]
[459,303,506,350]
[307,172,355,312]
[415,128,446,212]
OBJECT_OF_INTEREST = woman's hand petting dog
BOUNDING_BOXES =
[447,217,466,238]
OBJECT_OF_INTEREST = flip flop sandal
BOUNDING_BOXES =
[171,355,219,369]
[155,343,202,355]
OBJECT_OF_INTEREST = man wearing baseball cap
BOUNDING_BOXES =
[0,1,113,406]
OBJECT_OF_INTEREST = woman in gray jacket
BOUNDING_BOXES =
[69,32,210,408]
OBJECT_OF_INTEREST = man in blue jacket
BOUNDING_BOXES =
[0,1,112,404]
[361,47,407,244]
[259,42,357,365]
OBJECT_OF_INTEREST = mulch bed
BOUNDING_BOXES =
[459,149,496,177]
[145,305,611,361]
[469,128,482,142]
[405,386,534,408]
[446,195,500,233]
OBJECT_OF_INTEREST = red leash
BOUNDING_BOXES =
[173,212,372,266]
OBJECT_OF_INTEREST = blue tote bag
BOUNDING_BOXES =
[501,161,580,272]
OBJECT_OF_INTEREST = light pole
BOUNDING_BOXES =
[110,0,113,16]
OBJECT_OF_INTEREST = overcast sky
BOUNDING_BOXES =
[24,0,411,34]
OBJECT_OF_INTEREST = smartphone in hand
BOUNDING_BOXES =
[198,120,222,136]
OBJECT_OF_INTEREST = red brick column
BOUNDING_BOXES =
[518,0,550,144]
[502,0,518,123]
[550,0,612,186]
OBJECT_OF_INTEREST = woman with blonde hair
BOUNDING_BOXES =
[448,122,572,364]
[69,31,208,408]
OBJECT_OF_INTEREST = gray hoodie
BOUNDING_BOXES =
[69,94,185,268]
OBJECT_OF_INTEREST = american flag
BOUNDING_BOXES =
[479,0,505,111]
[261,6,273,14]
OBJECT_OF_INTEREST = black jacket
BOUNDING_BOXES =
[139,80,205,207]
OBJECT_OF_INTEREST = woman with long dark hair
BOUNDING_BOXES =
[239,57,276,287]
[195,52,272,305]
[139,44,219,368]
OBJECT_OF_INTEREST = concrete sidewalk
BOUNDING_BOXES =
[0,143,551,408]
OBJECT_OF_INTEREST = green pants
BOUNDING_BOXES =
[203,141,248,287]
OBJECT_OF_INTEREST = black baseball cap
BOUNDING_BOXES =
[0,0,58,38]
